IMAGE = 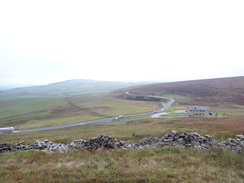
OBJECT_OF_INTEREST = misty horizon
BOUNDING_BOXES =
[1,1,244,88]
[1,75,244,91]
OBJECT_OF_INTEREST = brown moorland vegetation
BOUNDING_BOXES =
[117,76,244,105]
[0,117,243,182]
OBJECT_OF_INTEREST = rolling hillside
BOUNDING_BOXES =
[0,79,152,97]
[118,76,244,105]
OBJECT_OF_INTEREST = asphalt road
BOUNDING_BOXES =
[147,95,175,112]
[15,94,175,133]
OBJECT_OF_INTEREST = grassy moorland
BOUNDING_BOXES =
[0,96,243,182]
[0,117,244,183]
[0,77,244,182]
[0,97,67,119]
[0,96,157,129]
[1,117,243,144]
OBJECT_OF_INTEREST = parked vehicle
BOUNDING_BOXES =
[0,127,14,134]
[115,115,124,120]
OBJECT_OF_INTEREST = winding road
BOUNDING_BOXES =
[15,94,175,133]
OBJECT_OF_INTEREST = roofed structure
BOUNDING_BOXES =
[187,106,210,116]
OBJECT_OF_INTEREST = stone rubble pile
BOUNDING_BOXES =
[131,131,215,151]
[0,140,69,153]
[126,131,243,153]
[29,140,69,153]
[130,136,161,149]
[217,135,244,153]
[158,132,214,150]
[69,135,121,150]
[0,132,243,153]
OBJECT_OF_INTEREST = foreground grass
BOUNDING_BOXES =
[1,117,243,182]
[0,147,243,183]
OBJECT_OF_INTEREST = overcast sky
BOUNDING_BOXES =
[0,0,244,87]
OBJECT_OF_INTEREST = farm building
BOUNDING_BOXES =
[187,106,210,116]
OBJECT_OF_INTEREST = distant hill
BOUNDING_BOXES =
[0,79,153,97]
[117,76,244,105]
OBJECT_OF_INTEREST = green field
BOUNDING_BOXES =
[163,113,188,116]
[18,115,100,129]
[0,96,157,129]
[0,97,67,119]
[70,96,157,116]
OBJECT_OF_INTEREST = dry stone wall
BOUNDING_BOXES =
[130,131,244,153]
[69,135,121,150]
[0,139,69,153]
[1,131,243,154]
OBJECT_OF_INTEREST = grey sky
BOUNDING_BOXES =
[0,0,244,87]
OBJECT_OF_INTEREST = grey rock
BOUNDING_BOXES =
[16,141,25,145]
[1,132,243,153]
[236,135,244,140]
